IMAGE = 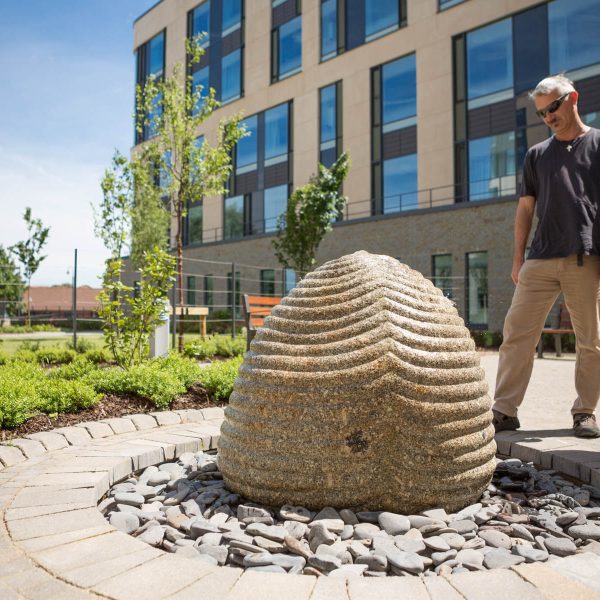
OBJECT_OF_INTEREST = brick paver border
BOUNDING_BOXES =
[0,409,599,599]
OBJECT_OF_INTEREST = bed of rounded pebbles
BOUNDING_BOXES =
[99,452,600,578]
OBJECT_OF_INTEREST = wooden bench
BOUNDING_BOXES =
[243,294,282,350]
[168,305,209,338]
[536,303,573,358]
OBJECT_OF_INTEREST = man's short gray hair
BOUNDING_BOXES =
[530,75,576,99]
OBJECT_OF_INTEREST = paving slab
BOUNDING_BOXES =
[6,438,47,458]
[10,486,97,508]
[100,418,137,435]
[546,552,600,593]
[150,411,182,426]
[128,413,159,430]
[0,445,26,467]
[76,421,114,438]
[449,569,547,600]
[25,431,70,451]
[423,576,465,600]
[166,567,243,600]
[512,561,600,600]
[309,577,349,600]
[53,426,92,445]
[227,571,316,600]
[347,577,429,600]
[6,501,94,521]
[92,554,215,600]
[17,524,113,553]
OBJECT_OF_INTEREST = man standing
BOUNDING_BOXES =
[492,75,600,438]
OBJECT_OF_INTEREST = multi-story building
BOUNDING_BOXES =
[133,0,600,331]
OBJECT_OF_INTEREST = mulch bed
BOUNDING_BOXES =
[0,384,226,442]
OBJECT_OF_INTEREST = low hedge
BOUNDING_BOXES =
[183,333,246,360]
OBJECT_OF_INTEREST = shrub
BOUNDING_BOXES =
[17,340,40,352]
[196,356,243,401]
[35,348,77,366]
[12,349,37,363]
[83,347,112,364]
[48,357,98,381]
[158,353,204,388]
[183,334,246,360]
[0,351,9,366]
[184,338,218,360]
[65,337,95,354]
[0,324,59,334]
[0,362,40,428]
[36,379,101,416]
[471,330,503,348]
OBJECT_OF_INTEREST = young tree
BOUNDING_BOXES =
[137,37,247,351]
[10,207,50,326]
[0,245,25,319]
[95,148,169,267]
[272,152,350,275]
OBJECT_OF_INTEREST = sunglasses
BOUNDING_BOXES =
[535,93,570,119]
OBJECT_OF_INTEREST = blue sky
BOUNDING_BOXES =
[0,0,158,286]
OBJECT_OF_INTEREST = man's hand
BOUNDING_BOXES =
[511,257,524,285]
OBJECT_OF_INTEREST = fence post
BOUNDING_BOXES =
[71,249,78,351]
[171,281,177,350]
[231,263,236,339]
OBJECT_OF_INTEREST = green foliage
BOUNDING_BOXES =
[65,337,95,354]
[196,355,243,401]
[0,351,9,366]
[0,324,59,333]
[17,340,40,352]
[183,334,246,359]
[36,379,101,416]
[136,34,247,352]
[470,330,503,348]
[157,353,204,388]
[98,248,175,369]
[35,348,77,366]
[82,348,112,364]
[0,245,25,317]
[272,152,350,274]
[9,207,50,325]
[0,362,38,428]
[48,357,98,381]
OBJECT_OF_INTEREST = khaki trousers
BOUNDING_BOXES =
[493,255,600,417]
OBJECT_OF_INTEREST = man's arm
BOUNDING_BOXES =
[512,195,536,284]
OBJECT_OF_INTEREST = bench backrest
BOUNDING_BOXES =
[243,294,282,330]
[559,303,572,329]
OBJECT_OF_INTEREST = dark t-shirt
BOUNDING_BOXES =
[520,127,600,259]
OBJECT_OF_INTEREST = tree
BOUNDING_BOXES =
[10,208,50,326]
[98,248,175,369]
[272,152,350,275]
[0,245,25,318]
[95,148,169,268]
[137,36,247,351]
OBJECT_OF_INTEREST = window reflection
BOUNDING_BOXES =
[467,252,488,327]
[236,116,258,174]
[221,49,241,103]
[383,154,418,213]
[222,0,242,36]
[321,0,337,60]
[224,195,244,239]
[468,132,516,201]
[365,0,399,41]
[188,205,203,244]
[265,104,289,165]
[432,254,453,299]
[279,16,302,78]
[264,185,288,232]
[382,54,417,132]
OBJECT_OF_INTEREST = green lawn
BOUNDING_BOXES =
[0,335,104,356]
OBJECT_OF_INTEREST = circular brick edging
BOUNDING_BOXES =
[1,410,600,600]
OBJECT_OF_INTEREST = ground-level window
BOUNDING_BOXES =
[260,269,276,296]
[432,254,453,299]
[466,251,488,327]
[187,276,196,306]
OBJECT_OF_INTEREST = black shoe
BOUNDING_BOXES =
[492,410,521,433]
[573,413,600,438]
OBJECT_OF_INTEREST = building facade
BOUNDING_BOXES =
[133,0,600,331]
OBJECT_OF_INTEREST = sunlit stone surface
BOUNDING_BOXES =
[218,251,496,513]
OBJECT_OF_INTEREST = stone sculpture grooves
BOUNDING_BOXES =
[218,251,497,513]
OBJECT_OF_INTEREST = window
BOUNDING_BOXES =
[319,82,342,167]
[221,49,242,103]
[382,54,416,132]
[284,269,296,294]
[135,31,165,143]
[187,276,197,306]
[321,0,337,61]
[439,0,466,9]
[265,103,289,166]
[264,185,288,233]
[224,195,244,239]
[468,132,516,201]
[187,204,203,244]
[466,19,513,108]
[188,1,244,104]
[549,0,600,76]
[260,270,276,295]
[236,116,258,174]
[383,154,418,213]
[222,0,242,36]
[273,15,302,81]
[467,252,488,327]
[432,255,453,299]
[204,275,214,310]
[192,1,210,46]
[192,66,210,112]
[366,0,399,41]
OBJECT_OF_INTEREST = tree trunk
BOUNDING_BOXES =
[26,278,31,327]
[176,199,185,353]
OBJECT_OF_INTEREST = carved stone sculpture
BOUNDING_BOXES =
[218,251,496,513]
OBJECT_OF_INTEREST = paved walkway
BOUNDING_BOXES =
[0,356,599,599]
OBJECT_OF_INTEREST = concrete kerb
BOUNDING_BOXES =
[0,409,598,599]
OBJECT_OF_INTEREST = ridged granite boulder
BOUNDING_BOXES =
[218,251,496,513]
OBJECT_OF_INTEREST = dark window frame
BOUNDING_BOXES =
[465,250,488,329]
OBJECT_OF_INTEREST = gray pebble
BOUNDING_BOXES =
[378,512,410,535]
[483,548,525,569]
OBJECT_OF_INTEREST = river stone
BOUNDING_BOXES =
[511,545,548,563]
[479,529,512,549]
[544,537,578,556]
[568,524,600,541]
[483,548,525,569]
[109,512,139,534]
[378,512,411,535]
[217,252,496,513]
